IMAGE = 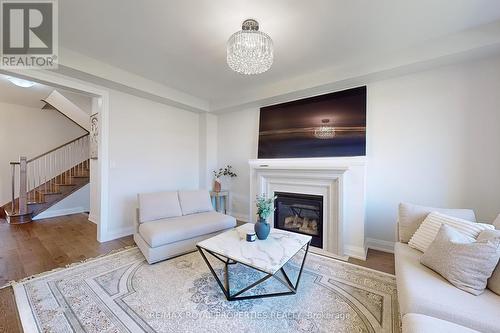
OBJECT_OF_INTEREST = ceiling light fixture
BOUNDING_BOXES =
[314,119,336,139]
[7,77,37,88]
[227,19,273,75]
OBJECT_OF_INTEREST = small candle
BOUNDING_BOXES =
[246,232,256,242]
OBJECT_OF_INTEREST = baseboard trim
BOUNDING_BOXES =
[310,246,349,262]
[33,207,86,220]
[344,244,367,261]
[88,214,98,224]
[100,226,136,243]
[366,238,395,254]
[229,212,250,223]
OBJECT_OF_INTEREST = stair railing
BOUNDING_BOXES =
[9,133,90,215]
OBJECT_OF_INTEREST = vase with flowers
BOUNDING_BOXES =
[212,165,237,192]
[254,194,277,240]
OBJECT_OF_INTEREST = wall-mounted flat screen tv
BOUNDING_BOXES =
[258,86,366,159]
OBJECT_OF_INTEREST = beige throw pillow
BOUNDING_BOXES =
[477,229,500,295]
[420,224,500,295]
[137,191,182,223]
[493,214,500,229]
[408,211,494,253]
[398,203,477,243]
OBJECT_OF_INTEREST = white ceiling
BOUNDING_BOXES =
[0,74,93,112]
[0,74,53,108]
[59,0,500,108]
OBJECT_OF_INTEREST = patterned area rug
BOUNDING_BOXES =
[13,247,400,333]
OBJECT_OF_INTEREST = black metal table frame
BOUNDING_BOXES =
[196,241,310,301]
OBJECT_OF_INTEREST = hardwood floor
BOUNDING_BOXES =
[0,214,394,332]
[349,249,395,275]
[0,213,134,286]
[0,286,22,333]
[0,213,134,333]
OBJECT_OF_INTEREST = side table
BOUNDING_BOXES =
[210,191,229,214]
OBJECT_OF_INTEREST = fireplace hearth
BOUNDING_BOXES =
[274,192,323,248]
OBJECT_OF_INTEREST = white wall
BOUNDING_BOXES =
[217,55,500,244]
[198,113,218,190]
[34,184,90,220]
[0,102,87,205]
[217,108,260,220]
[43,90,91,131]
[462,62,500,225]
[105,90,200,239]
[59,90,93,115]
[365,55,500,242]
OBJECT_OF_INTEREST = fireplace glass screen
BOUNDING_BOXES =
[274,192,323,248]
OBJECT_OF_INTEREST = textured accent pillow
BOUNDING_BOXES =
[408,211,494,253]
[398,203,476,243]
[178,190,214,215]
[477,229,500,295]
[493,214,500,229]
[138,191,182,223]
[420,224,500,295]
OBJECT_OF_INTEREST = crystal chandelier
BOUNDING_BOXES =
[227,19,273,75]
[314,119,336,139]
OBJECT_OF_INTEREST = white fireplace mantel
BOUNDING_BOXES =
[249,157,367,260]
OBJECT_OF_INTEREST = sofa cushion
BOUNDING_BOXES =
[138,191,182,223]
[420,224,500,295]
[408,212,494,252]
[402,314,480,333]
[395,242,500,333]
[477,229,500,295]
[178,190,214,215]
[398,203,476,243]
[138,211,236,248]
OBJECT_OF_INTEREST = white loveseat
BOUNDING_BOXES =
[395,203,500,333]
[134,190,236,263]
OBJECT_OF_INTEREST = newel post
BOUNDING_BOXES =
[18,156,28,214]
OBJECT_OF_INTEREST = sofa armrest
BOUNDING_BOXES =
[135,208,140,233]
[395,221,400,242]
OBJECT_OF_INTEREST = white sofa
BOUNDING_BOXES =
[134,190,236,264]
[402,314,481,333]
[395,203,500,333]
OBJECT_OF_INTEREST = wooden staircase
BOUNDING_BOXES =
[2,134,90,224]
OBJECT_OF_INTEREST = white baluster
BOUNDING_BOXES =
[31,162,34,202]
[30,161,34,202]
[56,149,59,185]
[32,162,35,201]
[32,160,35,200]
[44,155,47,197]
[52,151,55,185]
[27,163,30,203]
[36,159,40,202]
[62,146,65,184]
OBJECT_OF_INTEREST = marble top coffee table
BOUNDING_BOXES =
[197,223,311,301]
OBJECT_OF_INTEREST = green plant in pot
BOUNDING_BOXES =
[212,165,237,192]
[255,194,277,240]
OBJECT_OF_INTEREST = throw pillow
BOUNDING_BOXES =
[420,224,500,295]
[408,211,494,253]
[138,191,182,223]
[398,203,476,243]
[477,229,500,295]
[493,214,500,229]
